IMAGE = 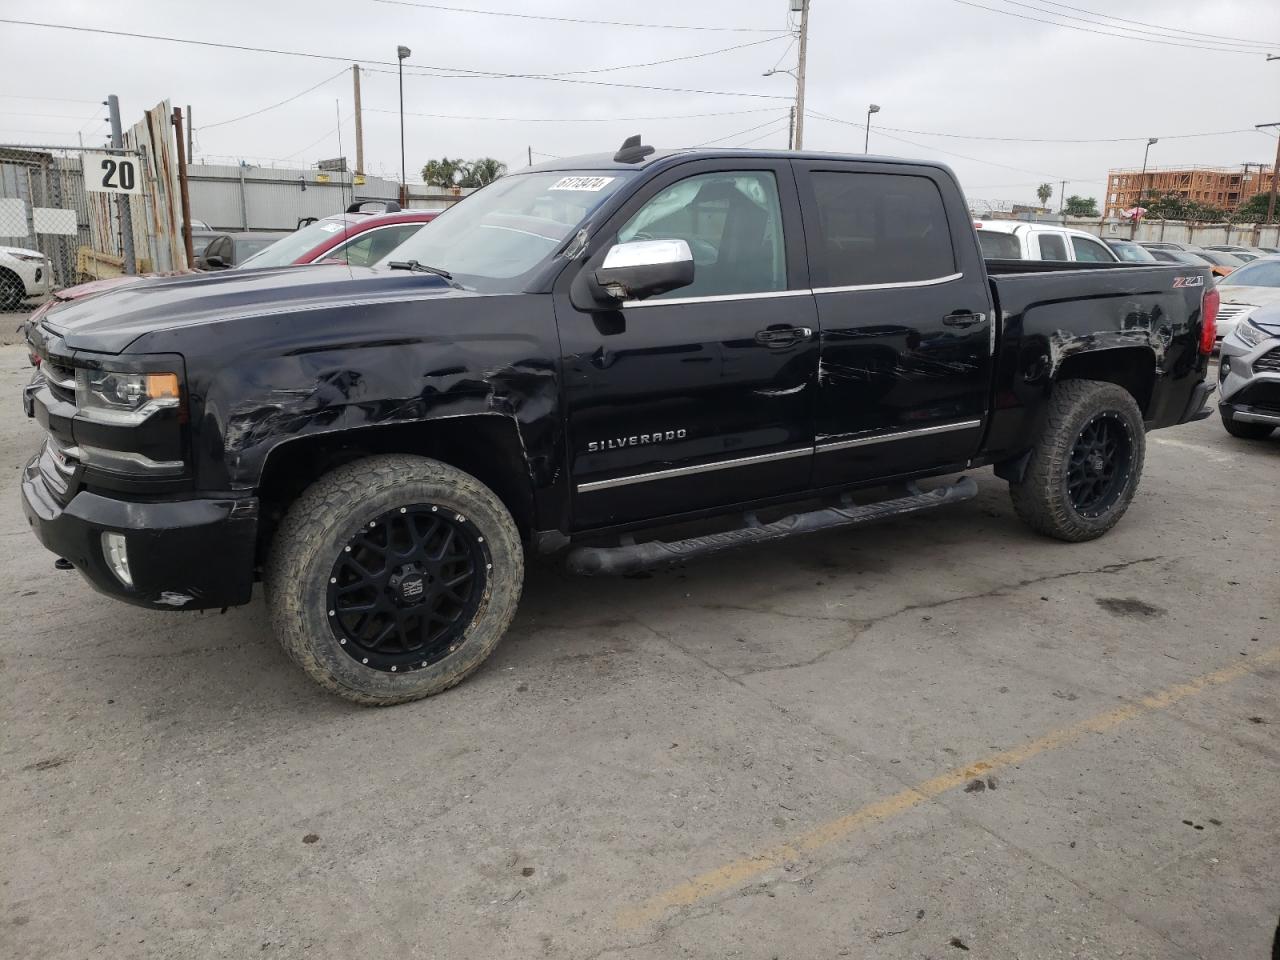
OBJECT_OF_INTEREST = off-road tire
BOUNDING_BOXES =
[0,268,24,311]
[1009,379,1145,542]
[266,455,523,705]
[1220,410,1274,440]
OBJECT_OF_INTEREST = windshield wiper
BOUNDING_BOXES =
[387,259,453,280]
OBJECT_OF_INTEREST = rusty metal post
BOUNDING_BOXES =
[171,107,194,267]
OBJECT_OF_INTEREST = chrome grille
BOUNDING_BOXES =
[1254,348,1280,374]
[41,358,76,405]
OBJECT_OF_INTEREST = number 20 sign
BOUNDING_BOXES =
[82,152,141,195]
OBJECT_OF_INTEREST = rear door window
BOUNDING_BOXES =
[977,230,1021,259]
[1037,233,1069,260]
[807,172,956,286]
[1070,236,1113,262]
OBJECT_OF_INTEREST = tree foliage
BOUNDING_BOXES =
[1230,192,1277,223]
[1063,195,1099,217]
[420,156,508,188]
[1136,191,1228,223]
[459,157,508,188]
[1036,182,1053,207]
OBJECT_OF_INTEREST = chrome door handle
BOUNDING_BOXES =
[755,326,813,346]
[943,312,987,328]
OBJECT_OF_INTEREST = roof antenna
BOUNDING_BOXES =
[613,134,655,164]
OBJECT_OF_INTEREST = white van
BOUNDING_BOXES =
[974,221,1119,263]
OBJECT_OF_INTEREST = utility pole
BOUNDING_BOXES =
[105,94,136,275]
[788,105,795,150]
[352,65,365,175]
[185,104,193,161]
[1058,180,1065,216]
[171,106,194,268]
[528,145,533,167]
[1258,122,1280,226]
[793,0,810,150]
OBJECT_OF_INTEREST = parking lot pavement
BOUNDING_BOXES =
[1,308,35,346]
[1,340,1276,959]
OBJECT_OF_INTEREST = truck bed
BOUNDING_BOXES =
[981,261,1214,463]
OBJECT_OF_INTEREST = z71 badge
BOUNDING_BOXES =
[1172,275,1204,288]
[588,429,687,453]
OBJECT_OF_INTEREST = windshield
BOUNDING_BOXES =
[1219,259,1280,288]
[1107,240,1156,263]
[1196,250,1242,267]
[976,230,1021,259]
[376,171,634,291]
[239,218,354,269]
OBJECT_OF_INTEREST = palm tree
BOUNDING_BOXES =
[420,157,465,187]
[460,158,507,188]
[1036,183,1053,208]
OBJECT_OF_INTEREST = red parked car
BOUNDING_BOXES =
[238,200,441,269]
[24,200,441,324]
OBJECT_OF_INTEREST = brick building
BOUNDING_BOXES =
[1105,165,1276,218]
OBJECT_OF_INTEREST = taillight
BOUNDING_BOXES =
[1199,286,1219,355]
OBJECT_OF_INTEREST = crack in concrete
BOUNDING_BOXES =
[729,555,1166,678]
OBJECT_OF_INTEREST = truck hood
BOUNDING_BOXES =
[41,264,473,354]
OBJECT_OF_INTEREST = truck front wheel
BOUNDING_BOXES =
[1008,380,1146,542]
[266,455,523,705]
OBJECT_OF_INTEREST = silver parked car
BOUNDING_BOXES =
[1217,303,1280,440]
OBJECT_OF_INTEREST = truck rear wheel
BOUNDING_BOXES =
[1008,380,1145,542]
[266,455,523,706]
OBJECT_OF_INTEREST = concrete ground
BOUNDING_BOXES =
[1,343,1276,960]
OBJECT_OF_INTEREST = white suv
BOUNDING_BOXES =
[973,221,1119,263]
[0,245,52,310]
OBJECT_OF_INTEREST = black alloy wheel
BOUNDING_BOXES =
[1066,411,1133,519]
[327,504,489,673]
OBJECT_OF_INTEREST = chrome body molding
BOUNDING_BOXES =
[812,272,963,295]
[577,446,811,493]
[576,418,985,492]
[621,273,964,309]
[815,419,983,453]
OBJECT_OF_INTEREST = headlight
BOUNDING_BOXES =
[74,369,180,424]
[1236,319,1275,349]
[8,252,44,263]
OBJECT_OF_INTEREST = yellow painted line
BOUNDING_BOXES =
[620,646,1280,928]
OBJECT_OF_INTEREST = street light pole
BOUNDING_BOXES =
[865,104,880,153]
[397,45,411,206]
[1131,137,1158,239]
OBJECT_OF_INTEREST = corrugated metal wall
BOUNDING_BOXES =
[186,165,467,231]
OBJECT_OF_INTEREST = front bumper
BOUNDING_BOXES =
[21,451,258,610]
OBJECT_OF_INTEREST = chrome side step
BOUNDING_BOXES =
[565,476,979,576]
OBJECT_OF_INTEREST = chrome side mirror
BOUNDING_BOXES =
[594,238,694,301]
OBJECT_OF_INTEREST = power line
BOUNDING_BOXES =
[809,111,1083,182]
[856,124,1268,145]
[693,114,792,146]
[1030,0,1280,49]
[974,0,1275,52]
[363,65,789,100]
[0,19,789,101]
[365,106,784,122]
[542,34,789,76]
[945,0,1273,55]
[733,119,793,148]
[371,0,779,32]
[972,0,1274,52]
[202,68,349,130]
[0,94,100,104]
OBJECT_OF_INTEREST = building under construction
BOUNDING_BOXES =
[1105,164,1277,218]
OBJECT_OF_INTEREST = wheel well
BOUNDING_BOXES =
[1055,347,1156,416]
[255,417,535,563]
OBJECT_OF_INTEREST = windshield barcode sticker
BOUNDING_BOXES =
[549,176,616,192]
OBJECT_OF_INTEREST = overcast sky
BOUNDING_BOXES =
[2,0,1278,208]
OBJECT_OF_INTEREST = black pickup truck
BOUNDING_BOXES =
[21,139,1218,704]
